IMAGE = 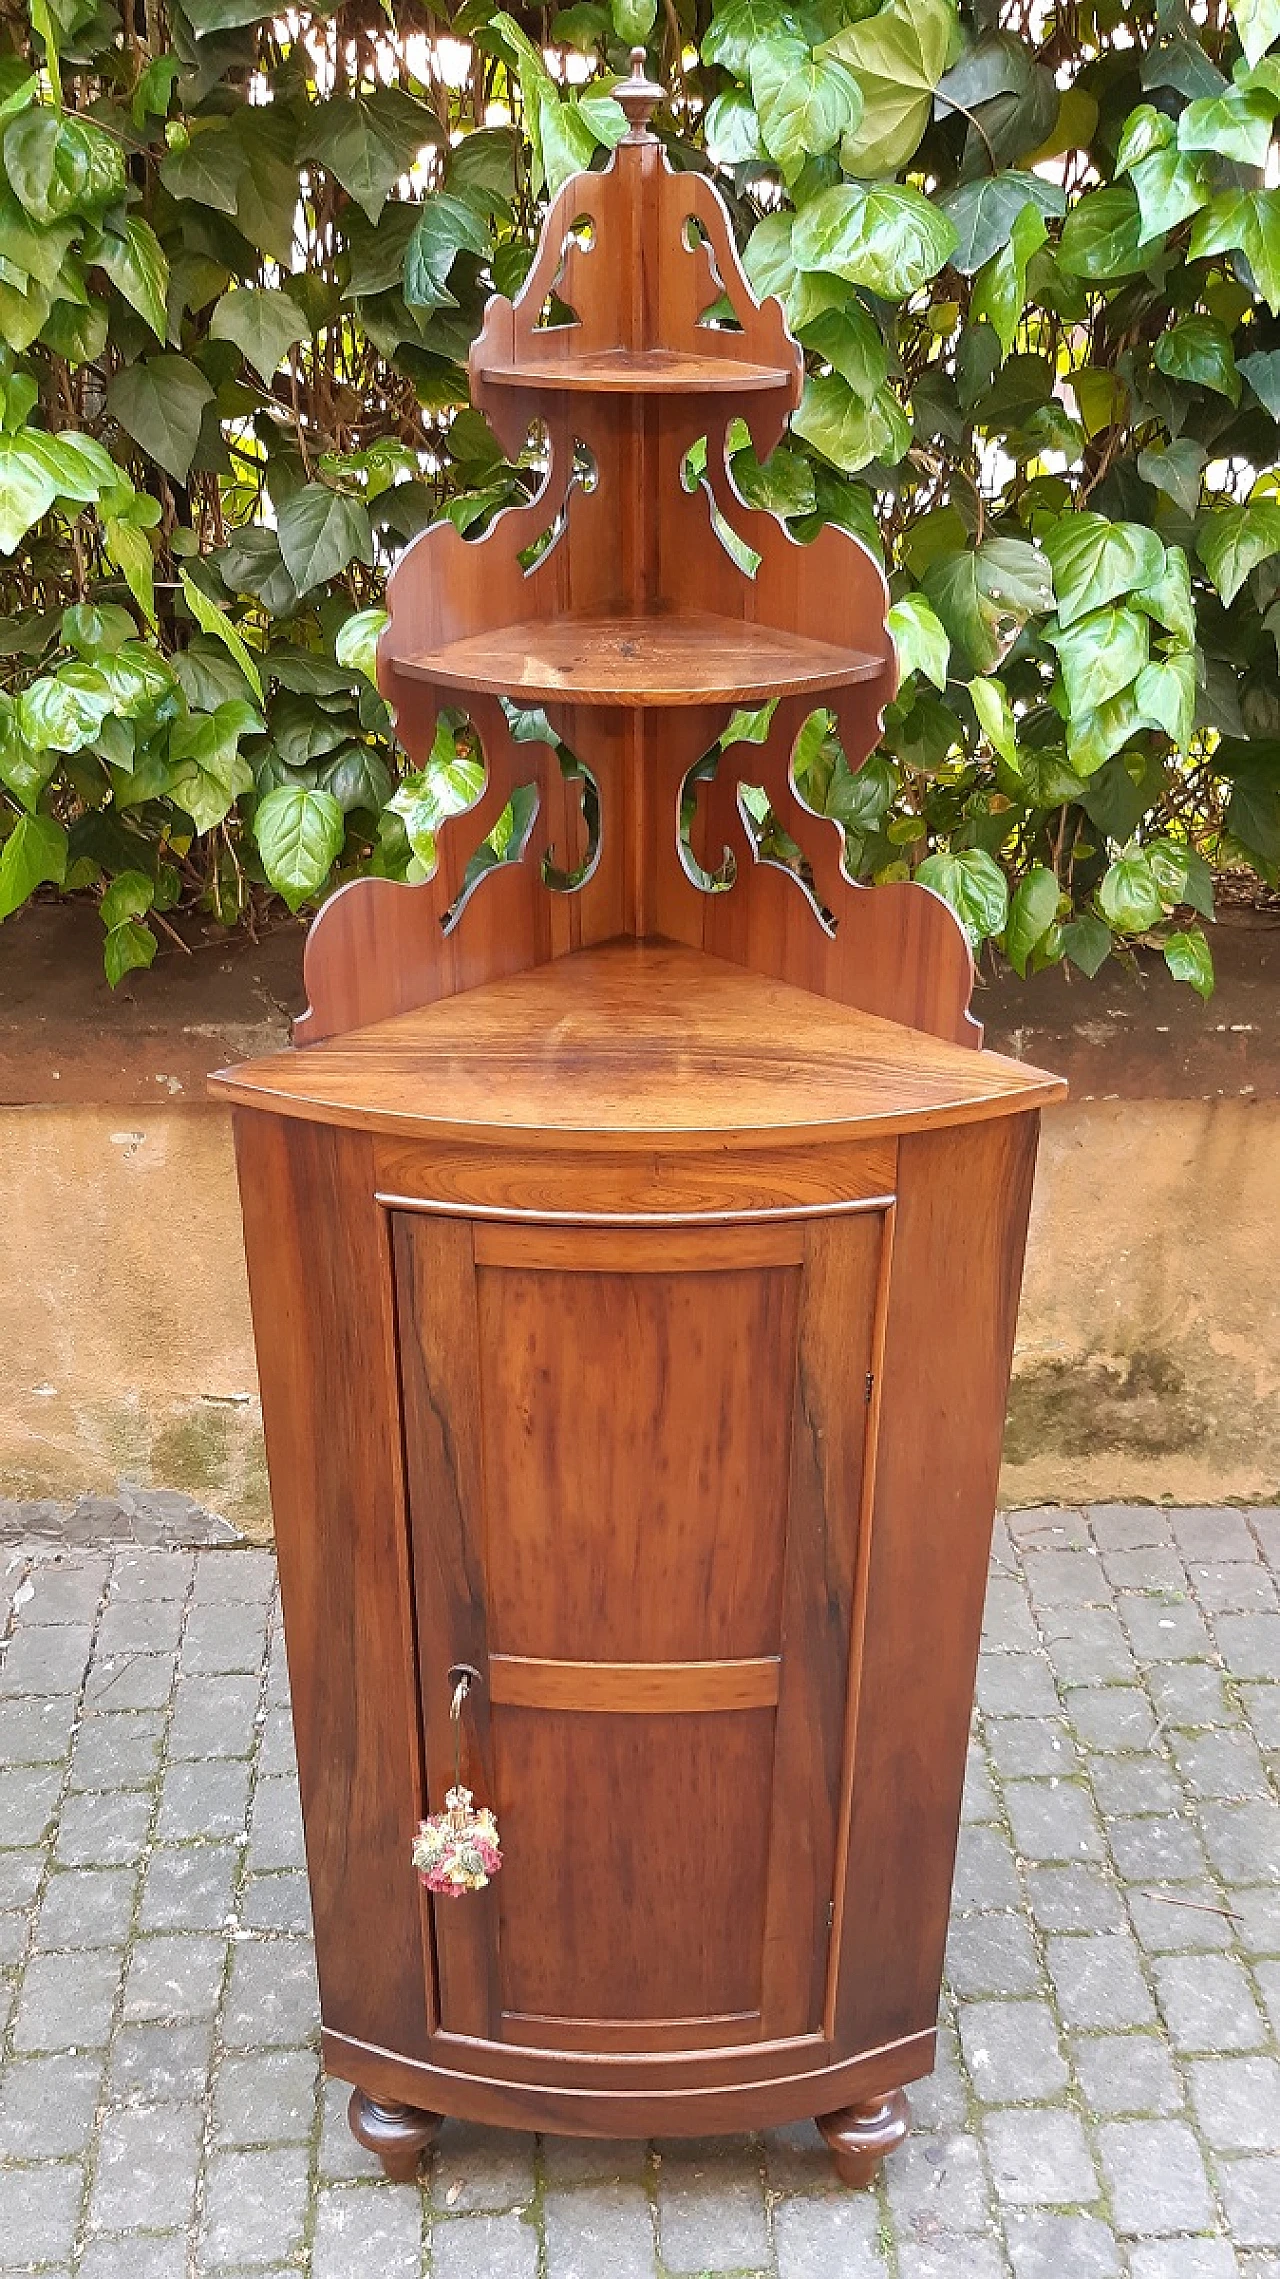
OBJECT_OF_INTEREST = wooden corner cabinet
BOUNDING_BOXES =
[212,60,1065,2190]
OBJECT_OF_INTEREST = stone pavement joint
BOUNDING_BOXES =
[0,1504,1275,2274]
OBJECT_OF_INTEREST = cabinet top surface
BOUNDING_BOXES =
[211,940,1065,1148]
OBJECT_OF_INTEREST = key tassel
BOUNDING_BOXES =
[413,1786,502,1896]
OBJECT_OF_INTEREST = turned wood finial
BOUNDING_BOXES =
[617,47,665,139]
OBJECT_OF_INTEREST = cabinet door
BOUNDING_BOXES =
[392,1211,886,2057]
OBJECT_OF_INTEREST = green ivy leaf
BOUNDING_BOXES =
[1005,865,1059,975]
[167,700,259,832]
[970,201,1046,357]
[1098,848,1163,932]
[0,431,57,553]
[1042,514,1165,629]
[1163,925,1214,997]
[276,483,374,596]
[1178,85,1277,167]
[88,218,170,343]
[253,783,346,908]
[404,192,491,311]
[796,300,886,401]
[1057,185,1148,279]
[916,845,1009,947]
[1189,187,1280,315]
[106,356,213,483]
[920,536,1053,675]
[822,0,955,178]
[1136,440,1207,517]
[159,121,245,213]
[179,569,264,705]
[755,54,863,181]
[335,606,390,684]
[1048,605,1150,715]
[1060,910,1112,976]
[1129,148,1211,242]
[209,286,308,382]
[3,107,125,223]
[968,674,1018,763]
[886,592,950,688]
[1154,314,1240,402]
[791,371,908,472]
[0,809,67,920]
[1135,651,1196,749]
[1230,0,1280,69]
[705,89,764,166]
[1197,499,1280,605]
[940,171,1064,276]
[302,90,442,225]
[703,0,806,82]
[792,182,958,297]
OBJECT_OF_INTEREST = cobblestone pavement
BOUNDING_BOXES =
[0,1507,1278,2276]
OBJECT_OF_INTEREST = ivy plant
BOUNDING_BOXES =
[2,0,1280,995]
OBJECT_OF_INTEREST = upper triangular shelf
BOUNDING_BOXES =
[468,51,804,452]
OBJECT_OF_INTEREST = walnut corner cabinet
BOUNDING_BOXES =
[212,58,1066,2193]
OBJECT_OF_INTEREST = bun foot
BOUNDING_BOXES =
[817,2088,910,2188]
[348,2087,442,2182]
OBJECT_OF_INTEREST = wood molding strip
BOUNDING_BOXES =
[474,1223,805,1272]
[375,1192,898,1227]
[488,1654,781,1714]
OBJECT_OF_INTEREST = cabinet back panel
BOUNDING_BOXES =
[475,1262,800,1661]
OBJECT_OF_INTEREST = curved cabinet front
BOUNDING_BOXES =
[391,1210,886,2083]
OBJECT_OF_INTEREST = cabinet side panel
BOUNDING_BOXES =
[232,1109,430,2060]
[834,1112,1039,2055]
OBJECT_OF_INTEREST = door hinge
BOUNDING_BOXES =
[827,1901,835,1929]
[865,1371,874,1403]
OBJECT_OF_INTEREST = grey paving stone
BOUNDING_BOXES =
[976,1656,1062,1719]
[1088,1755,1185,1816]
[952,1825,1022,1912]
[90,2099,203,2231]
[96,1599,185,1657]
[963,1750,1000,1824]
[200,2144,311,2265]
[983,1578,1041,1652]
[543,2180,659,2279]
[169,1675,261,1760]
[1200,1801,1280,1886]
[1213,1617,1280,1681]
[1104,1548,1191,1593]
[984,1716,1079,1778]
[1005,2211,1121,2278]
[35,1866,136,1949]
[958,1999,1068,2102]
[80,2241,189,2279]
[1089,1506,1173,1551]
[432,2119,536,2212]
[319,2074,372,2180]
[256,1706,297,1778]
[156,1755,252,1841]
[886,2129,991,2236]
[1024,1865,1127,1934]
[1129,1884,1239,1953]
[1172,1510,1259,1563]
[0,1623,95,1693]
[1155,1954,1267,2053]
[1071,2031,1182,2116]
[111,1550,194,1601]
[313,2182,423,2279]
[193,1551,277,1604]
[1043,1608,1137,1687]
[69,1710,164,1790]
[773,2191,886,2279]
[0,1846,46,1911]
[214,2048,317,2144]
[1189,1564,1277,1614]
[84,1652,176,1711]
[0,1911,27,1966]
[123,1932,227,2022]
[182,1602,269,1677]
[657,2141,768,2270]
[1046,1931,1156,2028]
[1004,1779,1105,1862]
[0,2052,102,2156]
[23,1558,110,1623]
[109,2020,213,2104]
[897,2243,1008,2279]
[1128,2245,1241,2279]
[0,1764,64,1845]
[1259,1962,1280,2039]
[1012,1507,1091,1550]
[1099,2120,1215,2234]
[13,1947,119,2050]
[1191,2058,1280,2153]
[763,2117,845,2193]
[908,2025,969,2132]
[1242,1686,1280,1749]
[54,1786,153,1867]
[541,2135,649,2185]
[0,1692,77,1763]
[222,1937,318,2049]
[1108,1814,1211,1885]
[239,1871,312,1934]
[1233,1888,1280,1955]
[1066,1687,1159,1751]
[1218,2159,1280,2250]
[0,2160,82,2266]
[984,2108,1098,2206]
[246,1775,306,1871]
[140,1843,240,1932]
[1253,1510,1280,1565]
[1172,1730,1272,1800]
[946,1910,1042,1998]
[1149,1664,1241,1729]
[1122,1598,1214,1663]
[1026,1549,1110,1609]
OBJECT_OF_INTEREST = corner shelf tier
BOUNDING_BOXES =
[388,611,886,709]
[481,348,792,395]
